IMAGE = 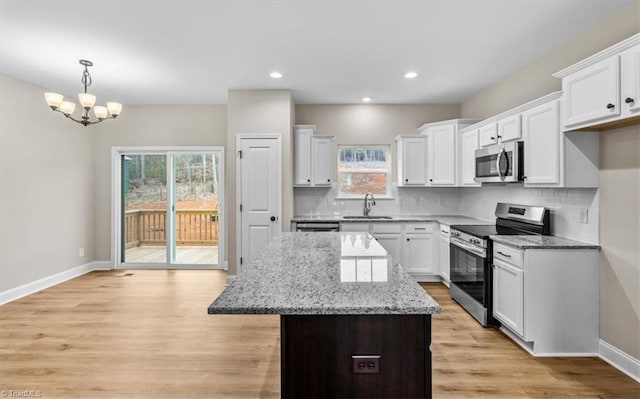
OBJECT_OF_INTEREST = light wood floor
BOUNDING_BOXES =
[0,270,637,398]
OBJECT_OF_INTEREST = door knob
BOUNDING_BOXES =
[270,216,276,222]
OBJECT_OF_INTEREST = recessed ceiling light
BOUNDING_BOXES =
[270,71,283,79]
[362,97,372,103]
[405,71,418,79]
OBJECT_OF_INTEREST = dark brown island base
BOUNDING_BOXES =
[208,232,441,399]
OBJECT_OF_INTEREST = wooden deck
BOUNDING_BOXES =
[1,271,638,398]
[125,246,218,264]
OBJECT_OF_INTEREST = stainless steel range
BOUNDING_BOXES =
[449,203,550,326]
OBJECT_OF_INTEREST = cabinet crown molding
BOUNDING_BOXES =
[553,33,640,78]
[461,91,563,134]
[395,134,426,141]
[417,118,481,131]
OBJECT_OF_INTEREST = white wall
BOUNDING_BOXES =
[599,124,640,360]
[91,105,227,262]
[0,74,94,291]
[226,90,294,276]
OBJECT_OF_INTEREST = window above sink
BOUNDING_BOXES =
[337,146,391,198]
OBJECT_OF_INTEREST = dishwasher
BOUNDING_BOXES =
[295,221,340,232]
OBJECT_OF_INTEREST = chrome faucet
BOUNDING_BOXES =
[363,192,376,216]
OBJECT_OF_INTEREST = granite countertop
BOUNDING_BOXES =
[291,214,491,225]
[490,235,600,250]
[208,232,441,315]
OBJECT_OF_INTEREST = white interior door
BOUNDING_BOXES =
[239,137,281,271]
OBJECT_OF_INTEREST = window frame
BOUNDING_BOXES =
[336,145,393,199]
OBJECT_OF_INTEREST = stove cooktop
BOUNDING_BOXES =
[451,224,534,238]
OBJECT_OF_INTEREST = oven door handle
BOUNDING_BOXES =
[450,238,486,258]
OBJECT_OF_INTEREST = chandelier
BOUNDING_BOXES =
[44,59,122,126]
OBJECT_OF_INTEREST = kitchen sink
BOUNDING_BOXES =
[342,215,393,220]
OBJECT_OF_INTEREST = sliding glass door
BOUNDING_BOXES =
[171,153,220,265]
[118,148,224,268]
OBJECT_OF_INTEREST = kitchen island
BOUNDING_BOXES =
[208,232,441,399]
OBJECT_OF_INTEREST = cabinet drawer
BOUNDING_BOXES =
[405,223,433,234]
[493,243,524,269]
[341,222,369,232]
[371,222,403,234]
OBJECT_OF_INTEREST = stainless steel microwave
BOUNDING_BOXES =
[474,141,524,183]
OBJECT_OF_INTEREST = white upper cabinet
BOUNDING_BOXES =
[425,124,456,185]
[497,114,522,143]
[554,33,640,130]
[478,122,498,147]
[294,125,314,185]
[312,136,334,186]
[621,44,640,117]
[523,100,560,185]
[396,135,428,186]
[293,125,334,187]
[416,119,479,187]
[562,57,620,128]
[459,129,480,186]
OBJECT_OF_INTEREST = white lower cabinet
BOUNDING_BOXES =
[403,233,436,275]
[373,233,403,264]
[493,258,524,336]
[347,221,438,281]
[491,242,599,356]
[439,225,450,285]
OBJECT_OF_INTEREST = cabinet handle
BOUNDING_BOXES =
[441,230,447,234]
[491,264,496,268]
[405,179,408,182]
[497,251,511,258]
[414,227,426,230]
[490,136,495,140]
[523,176,527,180]
[429,179,433,182]
[606,103,615,109]
[307,179,310,183]
[327,179,331,182]
[497,135,502,139]
[406,238,410,242]
[625,97,635,104]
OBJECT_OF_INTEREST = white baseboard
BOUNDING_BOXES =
[0,261,113,305]
[226,275,236,284]
[92,261,112,270]
[599,339,640,383]
[410,273,442,282]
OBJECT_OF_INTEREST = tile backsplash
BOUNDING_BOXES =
[294,184,462,217]
[459,186,599,244]
[294,184,599,244]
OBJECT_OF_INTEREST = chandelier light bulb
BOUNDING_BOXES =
[78,93,96,109]
[60,101,76,115]
[45,92,64,109]
[93,106,109,119]
[107,102,123,117]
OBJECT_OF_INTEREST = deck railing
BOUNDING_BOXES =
[125,209,218,248]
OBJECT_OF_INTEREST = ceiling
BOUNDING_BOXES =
[0,0,632,105]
